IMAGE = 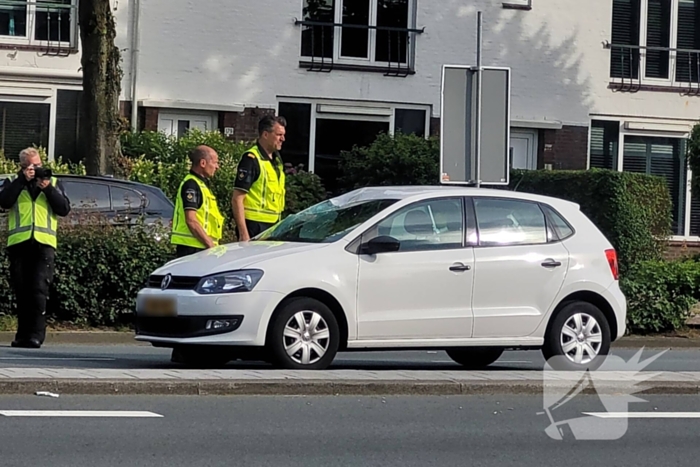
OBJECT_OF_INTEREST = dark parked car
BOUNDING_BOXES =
[0,174,174,228]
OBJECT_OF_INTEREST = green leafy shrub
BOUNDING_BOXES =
[0,146,86,176]
[337,132,440,191]
[621,259,700,334]
[0,217,174,327]
[509,168,672,273]
[283,164,327,216]
[118,130,327,224]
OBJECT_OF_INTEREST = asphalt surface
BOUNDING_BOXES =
[0,344,695,371]
[0,394,698,466]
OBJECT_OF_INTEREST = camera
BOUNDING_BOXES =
[33,167,52,179]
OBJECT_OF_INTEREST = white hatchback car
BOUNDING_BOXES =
[135,186,626,371]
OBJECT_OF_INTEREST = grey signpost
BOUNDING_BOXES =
[440,11,511,187]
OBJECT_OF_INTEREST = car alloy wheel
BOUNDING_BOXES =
[542,301,611,371]
[268,297,340,370]
[283,310,330,365]
[560,312,602,365]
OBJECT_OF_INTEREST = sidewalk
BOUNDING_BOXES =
[0,368,698,396]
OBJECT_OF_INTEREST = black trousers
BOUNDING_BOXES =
[175,245,205,258]
[8,240,56,343]
[235,219,275,240]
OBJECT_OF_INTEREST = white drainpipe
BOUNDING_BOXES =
[129,0,141,132]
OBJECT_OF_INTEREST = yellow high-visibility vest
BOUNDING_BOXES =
[242,145,286,224]
[171,174,224,248]
[7,175,58,249]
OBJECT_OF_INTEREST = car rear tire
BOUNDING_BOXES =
[445,347,505,369]
[267,297,340,370]
[542,301,611,371]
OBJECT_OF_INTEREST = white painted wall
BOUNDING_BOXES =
[3,0,698,126]
[115,0,700,127]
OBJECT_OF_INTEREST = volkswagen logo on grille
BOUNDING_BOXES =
[161,274,172,290]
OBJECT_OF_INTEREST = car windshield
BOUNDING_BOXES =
[255,198,398,243]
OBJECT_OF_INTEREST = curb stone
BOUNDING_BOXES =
[2,332,700,348]
[0,379,697,396]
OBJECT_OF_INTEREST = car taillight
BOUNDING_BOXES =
[605,249,619,280]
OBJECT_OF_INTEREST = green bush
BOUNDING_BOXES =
[0,219,174,328]
[283,163,327,216]
[621,259,700,334]
[118,129,327,226]
[509,168,672,273]
[337,132,440,191]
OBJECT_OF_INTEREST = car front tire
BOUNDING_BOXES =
[542,301,611,371]
[267,297,340,370]
[445,347,505,369]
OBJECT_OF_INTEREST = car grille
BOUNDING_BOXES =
[146,275,200,290]
[135,315,243,338]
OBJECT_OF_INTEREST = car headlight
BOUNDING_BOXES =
[195,269,264,294]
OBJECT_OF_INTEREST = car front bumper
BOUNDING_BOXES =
[134,288,284,346]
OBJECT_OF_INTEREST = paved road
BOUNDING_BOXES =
[0,394,698,466]
[0,343,694,371]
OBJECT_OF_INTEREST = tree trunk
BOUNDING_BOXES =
[79,0,123,176]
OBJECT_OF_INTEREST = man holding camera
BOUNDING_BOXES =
[0,148,71,348]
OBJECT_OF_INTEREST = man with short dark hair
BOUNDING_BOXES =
[231,115,287,241]
[170,145,224,257]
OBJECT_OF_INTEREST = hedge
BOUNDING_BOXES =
[621,258,700,334]
[0,220,174,328]
[509,168,672,274]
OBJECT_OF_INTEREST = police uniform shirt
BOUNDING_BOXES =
[180,170,210,211]
[233,143,283,193]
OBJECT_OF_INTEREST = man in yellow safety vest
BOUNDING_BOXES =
[0,147,71,349]
[170,145,224,258]
[231,115,287,241]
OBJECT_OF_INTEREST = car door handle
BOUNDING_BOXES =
[541,259,562,268]
[449,263,471,272]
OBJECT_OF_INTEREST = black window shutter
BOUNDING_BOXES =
[645,0,672,79]
[676,0,700,83]
[610,0,641,78]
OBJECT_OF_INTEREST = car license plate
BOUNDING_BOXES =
[141,297,177,317]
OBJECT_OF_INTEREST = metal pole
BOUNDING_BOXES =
[474,11,482,187]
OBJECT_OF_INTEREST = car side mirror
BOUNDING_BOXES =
[360,235,400,255]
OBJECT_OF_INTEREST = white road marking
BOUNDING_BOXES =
[0,358,115,361]
[584,412,700,419]
[0,410,163,418]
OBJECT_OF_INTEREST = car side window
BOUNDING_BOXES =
[368,198,464,252]
[473,197,548,246]
[111,186,144,212]
[541,204,574,240]
[62,181,111,210]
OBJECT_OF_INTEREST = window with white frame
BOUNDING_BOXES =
[157,111,217,139]
[609,0,700,86]
[277,99,430,194]
[298,0,420,70]
[589,118,693,237]
[0,0,76,47]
